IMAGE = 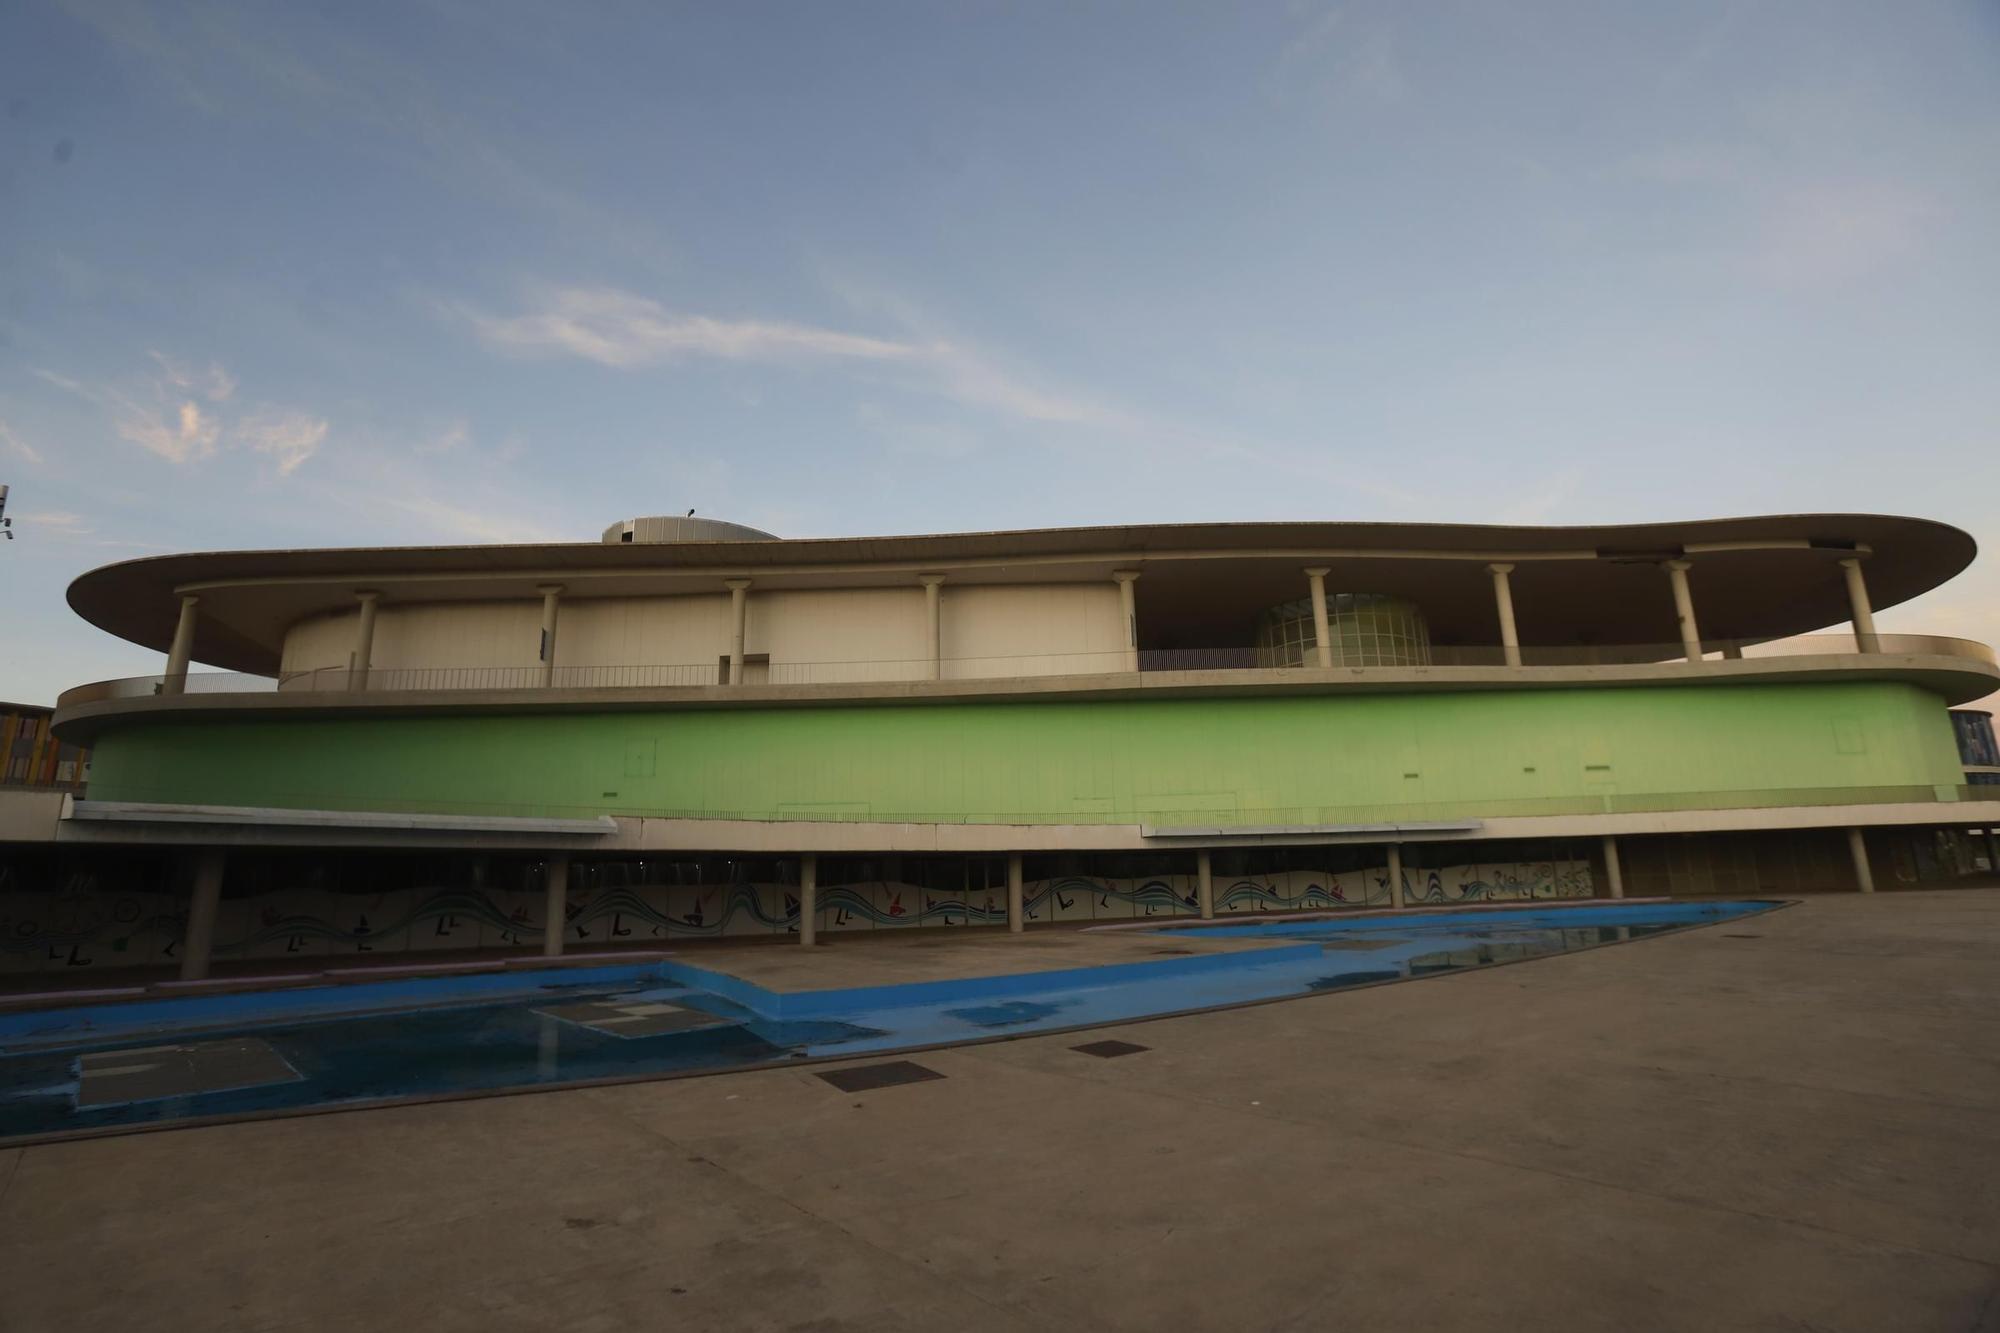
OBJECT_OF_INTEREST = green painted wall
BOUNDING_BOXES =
[83,681,1966,826]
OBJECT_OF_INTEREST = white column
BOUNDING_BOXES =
[1196,849,1214,919]
[1601,835,1625,900]
[542,854,569,956]
[1113,570,1141,671]
[726,578,752,684]
[163,594,200,695]
[799,852,818,946]
[1664,560,1703,660]
[178,848,225,982]
[1486,564,1521,667]
[1386,844,1405,910]
[1007,852,1024,934]
[1303,567,1334,669]
[1839,558,1881,653]
[921,574,945,681]
[1847,827,1875,894]
[537,584,563,687]
[352,590,380,691]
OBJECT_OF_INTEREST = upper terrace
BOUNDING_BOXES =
[51,513,1999,733]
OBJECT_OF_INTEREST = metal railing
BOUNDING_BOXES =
[53,632,1998,709]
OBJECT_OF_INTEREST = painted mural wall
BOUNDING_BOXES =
[0,858,1594,975]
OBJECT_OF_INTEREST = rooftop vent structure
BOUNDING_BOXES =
[600,516,778,545]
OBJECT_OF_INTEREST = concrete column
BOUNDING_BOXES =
[1303,567,1334,669]
[1847,827,1875,894]
[1839,558,1881,653]
[1486,564,1521,667]
[542,854,570,956]
[1721,643,1744,660]
[352,590,380,691]
[162,594,200,695]
[1601,835,1625,900]
[799,852,818,946]
[1196,849,1214,919]
[537,584,563,687]
[726,578,752,684]
[1386,844,1405,910]
[921,575,945,681]
[1113,570,1141,671]
[1664,560,1703,661]
[178,848,226,982]
[1006,852,1024,934]
[1985,828,1999,877]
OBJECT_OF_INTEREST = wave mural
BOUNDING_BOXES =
[0,858,1594,974]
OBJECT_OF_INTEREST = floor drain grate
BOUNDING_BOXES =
[1073,1040,1150,1058]
[1722,933,1764,939]
[816,1060,945,1093]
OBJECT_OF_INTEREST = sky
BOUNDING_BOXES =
[2,1,1998,706]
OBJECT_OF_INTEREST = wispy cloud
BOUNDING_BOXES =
[1754,180,1936,287]
[416,420,472,455]
[377,493,566,546]
[17,510,93,537]
[118,398,221,464]
[458,286,1133,428]
[10,508,164,551]
[234,409,328,475]
[33,355,326,473]
[60,0,684,279]
[1270,5,1408,105]
[148,350,237,402]
[461,288,920,369]
[1623,143,1940,288]
[0,419,44,465]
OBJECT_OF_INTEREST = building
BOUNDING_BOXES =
[1952,709,2000,786]
[9,511,2000,981]
[1,702,90,791]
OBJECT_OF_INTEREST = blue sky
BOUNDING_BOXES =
[2,1,1998,705]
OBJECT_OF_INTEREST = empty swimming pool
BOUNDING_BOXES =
[0,898,1780,1144]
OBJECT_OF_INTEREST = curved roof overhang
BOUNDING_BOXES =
[65,514,1977,676]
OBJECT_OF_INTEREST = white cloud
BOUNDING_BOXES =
[460,285,1132,429]
[0,419,44,465]
[234,410,328,475]
[117,399,221,464]
[32,368,83,393]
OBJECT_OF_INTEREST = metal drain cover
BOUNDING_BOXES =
[1073,1040,1150,1058]
[816,1060,945,1093]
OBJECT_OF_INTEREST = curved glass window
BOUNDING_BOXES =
[1256,593,1432,667]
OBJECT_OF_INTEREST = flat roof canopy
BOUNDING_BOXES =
[65,514,1977,675]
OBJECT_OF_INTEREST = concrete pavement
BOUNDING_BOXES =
[3,889,1997,1331]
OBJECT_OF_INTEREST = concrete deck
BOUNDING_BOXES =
[3,890,1997,1331]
